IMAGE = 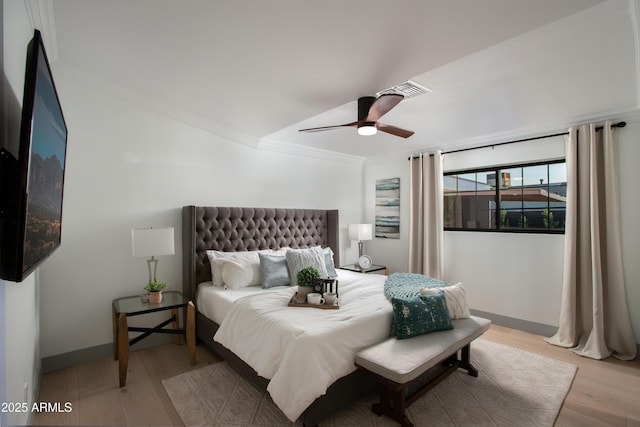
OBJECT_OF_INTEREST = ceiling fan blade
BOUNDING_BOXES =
[366,94,404,122]
[377,122,415,138]
[298,122,357,133]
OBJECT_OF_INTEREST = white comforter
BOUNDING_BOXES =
[213,270,392,421]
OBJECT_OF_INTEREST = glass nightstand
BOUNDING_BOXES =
[112,290,195,387]
[339,264,389,275]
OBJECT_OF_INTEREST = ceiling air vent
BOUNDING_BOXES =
[376,80,431,99]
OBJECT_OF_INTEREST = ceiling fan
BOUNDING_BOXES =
[298,93,414,138]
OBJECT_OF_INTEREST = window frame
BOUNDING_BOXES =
[443,159,566,234]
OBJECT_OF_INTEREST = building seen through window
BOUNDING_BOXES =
[444,160,566,233]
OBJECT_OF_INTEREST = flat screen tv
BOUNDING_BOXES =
[0,29,68,282]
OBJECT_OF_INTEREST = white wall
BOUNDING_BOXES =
[37,62,365,358]
[2,1,42,425]
[441,136,566,326]
[365,124,640,343]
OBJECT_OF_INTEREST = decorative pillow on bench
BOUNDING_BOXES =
[391,291,453,339]
[420,283,471,319]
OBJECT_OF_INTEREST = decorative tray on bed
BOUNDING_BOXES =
[287,296,340,309]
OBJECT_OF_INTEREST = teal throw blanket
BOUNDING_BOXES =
[384,272,449,300]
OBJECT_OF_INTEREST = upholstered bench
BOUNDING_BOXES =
[355,316,491,427]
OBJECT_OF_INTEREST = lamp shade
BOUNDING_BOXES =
[348,223,373,241]
[131,227,175,257]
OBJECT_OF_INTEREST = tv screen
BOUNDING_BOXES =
[0,29,68,282]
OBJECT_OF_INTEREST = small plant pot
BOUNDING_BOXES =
[148,291,163,304]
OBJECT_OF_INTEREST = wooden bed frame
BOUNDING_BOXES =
[181,206,374,427]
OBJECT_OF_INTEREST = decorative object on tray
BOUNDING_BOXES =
[307,292,325,305]
[287,294,340,309]
[312,277,339,296]
[323,292,337,305]
[296,266,321,298]
[291,292,307,304]
[144,280,168,303]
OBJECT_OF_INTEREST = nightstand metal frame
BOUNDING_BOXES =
[112,290,196,387]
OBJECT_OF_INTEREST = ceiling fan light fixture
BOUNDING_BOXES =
[299,93,413,138]
[358,122,377,136]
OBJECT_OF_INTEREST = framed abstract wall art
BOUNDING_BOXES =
[375,178,400,238]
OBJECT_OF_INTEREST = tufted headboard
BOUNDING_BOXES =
[182,206,340,302]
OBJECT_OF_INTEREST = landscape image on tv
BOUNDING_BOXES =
[23,48,67,271]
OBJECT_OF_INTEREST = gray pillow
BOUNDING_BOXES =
[259,253,290,288]
[286,247,328,286]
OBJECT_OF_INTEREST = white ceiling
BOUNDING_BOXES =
[49,0,638,160]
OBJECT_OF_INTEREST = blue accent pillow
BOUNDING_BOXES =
[323,247,337,277]
[391,291,453,339]
[259,253,290,288]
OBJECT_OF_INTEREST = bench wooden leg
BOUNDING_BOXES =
[460,344,479,377]
[365,343,483,427]
[372,385,390,416]
[371,382,414,427]
[392,389,413,427]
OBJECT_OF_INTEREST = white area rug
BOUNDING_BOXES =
[162,338,577,426]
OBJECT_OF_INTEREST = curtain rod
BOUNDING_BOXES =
[408,121,626,160]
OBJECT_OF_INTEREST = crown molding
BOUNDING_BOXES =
[364,107,640,168]
[52,59,370,167]
[25,0,58,60]
[12,14,381,166]
[608,106,640,124]
[54,60,261,149]
[435,107,640,153]
[258,137,366,166]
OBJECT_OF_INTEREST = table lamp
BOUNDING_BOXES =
[131,227,175,283]
[348,223,373,261]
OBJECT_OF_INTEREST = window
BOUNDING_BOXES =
[444,160,566,233]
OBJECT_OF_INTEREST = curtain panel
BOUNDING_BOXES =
[408,151,444,279]
[545,122,636,360]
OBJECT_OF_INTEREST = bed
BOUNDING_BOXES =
[181,206,392,426]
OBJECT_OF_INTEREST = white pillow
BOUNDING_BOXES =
[221,259,255,289]
[271,247,290,256]
[206,249,271,287]
[420,282,470,319]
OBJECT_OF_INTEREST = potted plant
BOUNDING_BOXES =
[145,280,168,303]
[296,266,320,298]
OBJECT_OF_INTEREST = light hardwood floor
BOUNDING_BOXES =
[33,325,640,426]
